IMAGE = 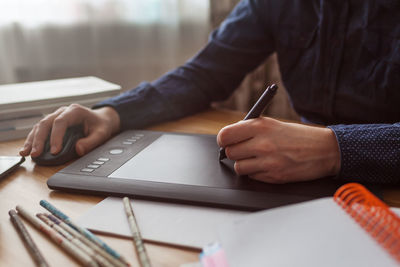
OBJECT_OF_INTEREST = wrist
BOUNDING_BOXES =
[322,128,341,176]
[96,106,121,135]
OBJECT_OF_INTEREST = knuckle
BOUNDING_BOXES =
[255,140,276,155]
[267,159,282,172]
[69,103,85,112]
[252,118,263,126]
[267,165,288,182]
[26,129,34,139]
[217,127,230,146]
[249,118,264,128]
[37,119,50,129]
[253,145,264,154]
[42,113,53,121]
[224,147,233,159]
[234,161,243,175]
[254,145,268,155]
[70,103,89,117]
[251,117,275,131]
[23,142,32,149]
[53,116,66,126]
[56,106,67,113]
[69,103,81,109]
[32,138,44,148]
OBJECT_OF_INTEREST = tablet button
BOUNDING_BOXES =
[126,139,137,142]
[123,141,133,145]
[93,161,104,165]
[81,168,94,173]
[87,164,100,169]
[97,158,110,161]
[109,149,123,155]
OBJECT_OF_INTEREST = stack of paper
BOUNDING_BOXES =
[0,76,121,141]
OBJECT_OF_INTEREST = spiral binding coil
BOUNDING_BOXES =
[334,183,400,263]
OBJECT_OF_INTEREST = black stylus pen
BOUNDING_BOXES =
[219,84,278,161]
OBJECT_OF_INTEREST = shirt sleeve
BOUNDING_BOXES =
[328,123,400,184]
[93,0,274,130]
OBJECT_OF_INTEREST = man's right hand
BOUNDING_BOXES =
[19,104,121,158]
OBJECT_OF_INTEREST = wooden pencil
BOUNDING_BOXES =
[16,205,98,267]
[38,213,114,267]
[123,197,152,267]
[40,199,129,267]
[9,209,49,267]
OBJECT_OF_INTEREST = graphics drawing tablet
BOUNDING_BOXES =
[47,130,374,211]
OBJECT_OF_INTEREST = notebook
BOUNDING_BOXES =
[216,183,400,267]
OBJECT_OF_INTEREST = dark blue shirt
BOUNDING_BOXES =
[96,0,400,184]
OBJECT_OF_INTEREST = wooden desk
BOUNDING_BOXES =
[0,108,245,267]
[1,108,399,267]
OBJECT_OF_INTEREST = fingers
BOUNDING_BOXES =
[30,107,66,156]
[19,104,90,157]
[21,108,65,157]
[75,129,109,156]
[234,158,286,184]
[49,104,89,154]
[217,120,252,148]
[224,138,257,160]
[219,117,337,184]
[223,128,276,160]
[30,121,52,157]
[234,157,266,176]
[19,127,37,156]
[217,117,278,148]
[19,104,116,161]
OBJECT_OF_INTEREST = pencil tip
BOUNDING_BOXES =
[219,148,226,161]
[270,84,278,91]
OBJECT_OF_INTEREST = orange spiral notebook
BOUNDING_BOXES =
[217,183,400,267]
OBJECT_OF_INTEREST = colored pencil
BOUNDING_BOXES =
[43,213,116,267]
[16,205,98,267]
[9,209,49,267]
[40,200,129,267]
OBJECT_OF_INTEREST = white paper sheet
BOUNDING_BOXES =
[77,197,248,249]
[217,198,400,267]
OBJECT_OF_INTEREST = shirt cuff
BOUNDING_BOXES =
[328,124,400,184]
[92,82,181,131]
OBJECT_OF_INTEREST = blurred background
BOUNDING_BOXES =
[0,0,298,120]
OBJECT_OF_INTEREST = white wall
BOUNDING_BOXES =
[0,0,210,91]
